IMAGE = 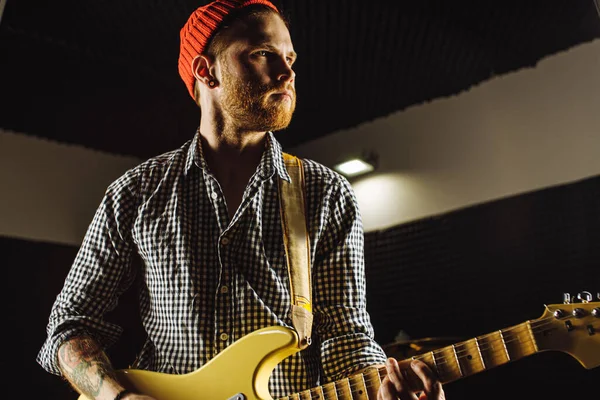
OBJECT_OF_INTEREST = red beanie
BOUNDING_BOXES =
[178,0,279,99]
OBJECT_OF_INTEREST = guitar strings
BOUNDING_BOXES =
[363,314,576,386]
[280,313,591,399]
[279,313,586,399]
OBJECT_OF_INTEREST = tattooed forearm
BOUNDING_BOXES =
[58,336,118,397]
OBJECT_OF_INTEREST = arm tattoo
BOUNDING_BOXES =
[58,337,118,397]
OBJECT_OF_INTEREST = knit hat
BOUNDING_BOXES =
[178,0,279,99]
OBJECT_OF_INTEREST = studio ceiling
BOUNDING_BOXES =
[1,0,599,159]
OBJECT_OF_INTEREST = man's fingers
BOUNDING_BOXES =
[378,358,446,400]
[378,376,395,400]
[384,358,415,399]
[410,360,445,399]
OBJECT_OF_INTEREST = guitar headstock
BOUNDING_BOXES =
[536,291,600,369]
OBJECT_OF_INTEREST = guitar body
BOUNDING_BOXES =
[77,326,301,400]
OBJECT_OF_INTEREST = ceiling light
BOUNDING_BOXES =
[333,158,375,178]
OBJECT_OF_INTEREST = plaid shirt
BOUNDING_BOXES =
[37,131,387,398]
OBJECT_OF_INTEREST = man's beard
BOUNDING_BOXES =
[220,67,296,132]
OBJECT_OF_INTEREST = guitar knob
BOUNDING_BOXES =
[573,308,585,318]
[593,308,600,318]
[554,309,565,318]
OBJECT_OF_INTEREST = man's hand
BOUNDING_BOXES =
[378,358,446,400]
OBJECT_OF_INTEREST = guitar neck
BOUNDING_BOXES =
[279,319,541,399]
[410,319,540,386]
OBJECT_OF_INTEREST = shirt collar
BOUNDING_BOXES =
[185,128,204,174]
[263,132,291,182]
[185,129,291,183]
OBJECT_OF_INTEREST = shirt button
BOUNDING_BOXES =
[221,237,230,246]
[220,333,229,341]
[220,286,228,294]
[211,192,218,200]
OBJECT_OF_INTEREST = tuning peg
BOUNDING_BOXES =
[577,291,593,303]
[563,293,571,304]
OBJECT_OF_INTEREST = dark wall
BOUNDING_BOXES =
[7,175,600,399]
[6,237,144,399]
[365,174,600,399]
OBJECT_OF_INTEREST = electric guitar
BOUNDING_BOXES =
[77,293,600,400]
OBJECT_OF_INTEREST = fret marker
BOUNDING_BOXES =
[499,330,511,361]
[431,350,441,378]
[452,345,464,377]
[474,337,486,369]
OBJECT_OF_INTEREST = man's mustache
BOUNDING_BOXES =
[267,85,295,97]
[251,81,294,96]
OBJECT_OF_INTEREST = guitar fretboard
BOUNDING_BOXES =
[278,319,546,399]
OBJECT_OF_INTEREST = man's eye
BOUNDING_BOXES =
[257,50,269,56]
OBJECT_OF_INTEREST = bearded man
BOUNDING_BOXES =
[37,1,446,400]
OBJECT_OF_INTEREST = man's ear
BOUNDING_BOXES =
[192,54,214,83]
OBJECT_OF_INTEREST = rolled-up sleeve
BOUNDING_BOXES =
[36,168,139,375]
[312,177,387,382]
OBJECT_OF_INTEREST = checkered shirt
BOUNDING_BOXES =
[37,131,387,398]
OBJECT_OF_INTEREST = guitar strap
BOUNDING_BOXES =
[279,152,313,350]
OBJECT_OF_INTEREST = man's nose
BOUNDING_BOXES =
[276,58,295,84]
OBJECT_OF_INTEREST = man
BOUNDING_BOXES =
[37,1,446,399]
